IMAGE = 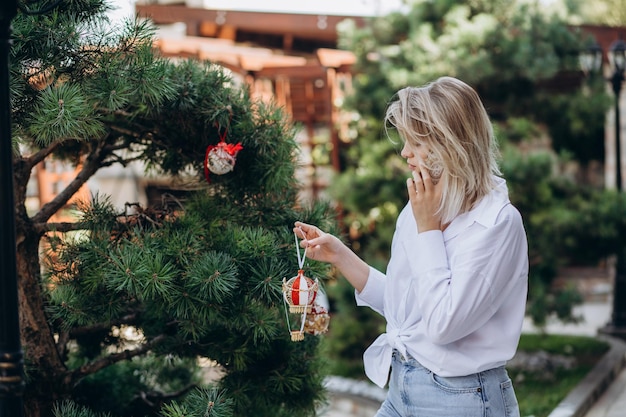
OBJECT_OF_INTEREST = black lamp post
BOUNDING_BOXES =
[581,39,626,337]
[605,39,626,336]
[579,42,603,77]
[0,0,23,416]
[608,39,626,192]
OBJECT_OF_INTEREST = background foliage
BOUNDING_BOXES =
[320,0,622,376]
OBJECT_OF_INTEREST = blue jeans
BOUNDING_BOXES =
[375,350,520,417]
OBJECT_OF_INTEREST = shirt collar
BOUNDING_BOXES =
[443,176,510,240]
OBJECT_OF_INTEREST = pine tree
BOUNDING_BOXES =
[11,1,335,416]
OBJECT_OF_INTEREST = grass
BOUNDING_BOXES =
[511,333,610,417]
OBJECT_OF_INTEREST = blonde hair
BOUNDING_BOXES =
[384,76,501,224]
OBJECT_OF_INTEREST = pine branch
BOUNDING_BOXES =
[33,221,88,235]
[131,384,197,408]
[101,149,137,168]
[68,313,138,338]
[65,334,167,386]
[57,313,139,359]
[12,142,62,202]
[24,141,60,170]
[97,108,135,119]
[106,125,156,152]
[56,331,70,362]
[32,137,109,225]
[108,124,141,138]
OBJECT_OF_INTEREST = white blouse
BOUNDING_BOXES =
[355,176,529,388]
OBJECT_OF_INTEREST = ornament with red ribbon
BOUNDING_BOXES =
[204,115,243,183]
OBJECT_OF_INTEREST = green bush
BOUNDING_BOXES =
[513,334,610,417]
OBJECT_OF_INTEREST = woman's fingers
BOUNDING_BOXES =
[406,177,416,200]
[409,171,426,200]
[419,163,432,184]
[412,171,422,190]
[292,223,331,262]
[294,221,314,236]
[411,165,438,197]
[293,221,323,245]
[407,165,443,232]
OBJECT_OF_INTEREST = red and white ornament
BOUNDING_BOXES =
[204,141,243,181]
[282,270,319,342]
[282,270,318,314]
[204,114,243,182]
[282,227,328,342]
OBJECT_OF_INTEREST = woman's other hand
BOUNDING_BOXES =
[293,221,345,264]
[293,221,370,292]
[406,165,444,232]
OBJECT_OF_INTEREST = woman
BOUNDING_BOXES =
[295,76,528,417]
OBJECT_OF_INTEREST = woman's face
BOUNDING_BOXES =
[400,140,429,173]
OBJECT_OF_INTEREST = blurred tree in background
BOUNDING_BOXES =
[11,1,335,416]
[573,0,626,26]
[322,0,623,376]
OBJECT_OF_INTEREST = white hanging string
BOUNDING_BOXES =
[295,228,310,334]
[294,227,308,269]
[282,227,310,340]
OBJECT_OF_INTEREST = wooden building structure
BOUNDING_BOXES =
[136,2,367,199]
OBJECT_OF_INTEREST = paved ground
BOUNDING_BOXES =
[584,366,626,417]
[573,302,626,417]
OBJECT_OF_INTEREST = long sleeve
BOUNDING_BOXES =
[355,266,386,316]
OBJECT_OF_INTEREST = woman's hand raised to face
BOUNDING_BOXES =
[406,164,444,232]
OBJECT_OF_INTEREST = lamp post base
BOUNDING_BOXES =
[599,249,626,341]
[599,324,626,341]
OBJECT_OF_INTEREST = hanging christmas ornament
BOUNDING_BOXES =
[204,113,243,182]
[204,141,243,177]
[303,302,330,336]
[283,269,318,313]
[282,228,320,342]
